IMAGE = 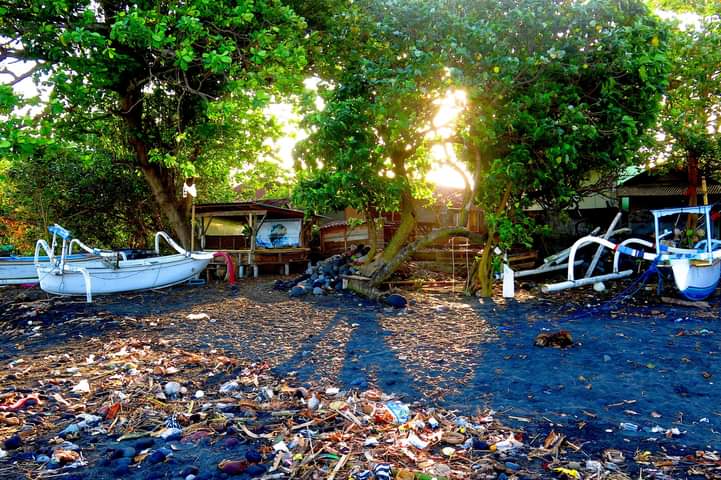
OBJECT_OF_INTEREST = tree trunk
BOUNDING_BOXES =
[382,190,417,262]
[363,226,487,289]
[476,235,495,297]
[364,210,377,264]
[137,159,191,248]
[470,183,512,297]
[120,93,191,247]
[686,150,699,232]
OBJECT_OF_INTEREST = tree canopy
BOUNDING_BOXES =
[649,2,720,203]
[290,0,670,293]
[0,0,683,297]
[0,0,311,246]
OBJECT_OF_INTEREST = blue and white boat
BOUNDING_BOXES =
[0,225,103,285]
[0,253,98,285]
[544,205,721,301]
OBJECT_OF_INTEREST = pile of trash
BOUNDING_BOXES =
[1,336,717,480]
[274,245,371,297]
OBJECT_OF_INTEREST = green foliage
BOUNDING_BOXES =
[232,158,295,201]
[650,9,721,175]
[0,0,313,240]
[5,148,162,252]
[447,0,669,213]
[293,0,669,267]
[292,0,450,218]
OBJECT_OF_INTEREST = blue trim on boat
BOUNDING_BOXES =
[680,282,720,301]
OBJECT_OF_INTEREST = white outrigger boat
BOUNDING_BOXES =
[35,225,213,302]
[0,226,103,285]
[0,253,98,285]
[544,205,721,301]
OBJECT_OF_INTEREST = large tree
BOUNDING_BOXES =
[0,0,310,246]
[293,0,670,295]
[447,0,671,295]
[293,0,474,286]
[648,2,720,205]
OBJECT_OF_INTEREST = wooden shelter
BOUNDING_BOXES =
[318,186,485,256]
[195,202,311,277]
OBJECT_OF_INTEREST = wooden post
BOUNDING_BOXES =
[702,176,708,206]
[190,202,196,252]
[249,213,255,273]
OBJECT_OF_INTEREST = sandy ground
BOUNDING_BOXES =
[1,278,720,478]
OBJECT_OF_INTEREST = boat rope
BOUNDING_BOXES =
[564,256,662,321]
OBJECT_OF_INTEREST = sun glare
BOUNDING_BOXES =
[431,89,467,138]
[426,142,472,190]
[424,89,470,189]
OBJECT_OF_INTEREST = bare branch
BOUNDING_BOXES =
[181,70,218,100]
[0,62,43,86]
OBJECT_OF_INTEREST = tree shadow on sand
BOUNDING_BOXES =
[273,310,423,399]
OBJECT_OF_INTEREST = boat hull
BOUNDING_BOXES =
[670,258,721,301]
[0,254,100,285]
[37,254,212,296]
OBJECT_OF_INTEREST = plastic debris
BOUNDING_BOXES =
[71,379,90,394]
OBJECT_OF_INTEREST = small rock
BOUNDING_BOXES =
[164,381,182,398]
[4,434,22,450]
[313,286,324,295]
[111,446,136,459]
[0,449,7,459]
[385,294,407,308]
[245,448,262,463]
[218,459,248,475]
[133,438,155,451]
[289,286,306,298]
[223,437,240,449]
[194,390,205,399]
[147,449,167,464]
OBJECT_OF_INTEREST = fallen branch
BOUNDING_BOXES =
[660,296,710,309]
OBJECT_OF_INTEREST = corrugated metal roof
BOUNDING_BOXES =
[616,185,721,197]
[320,219,359,230]
[195,201,306,218]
